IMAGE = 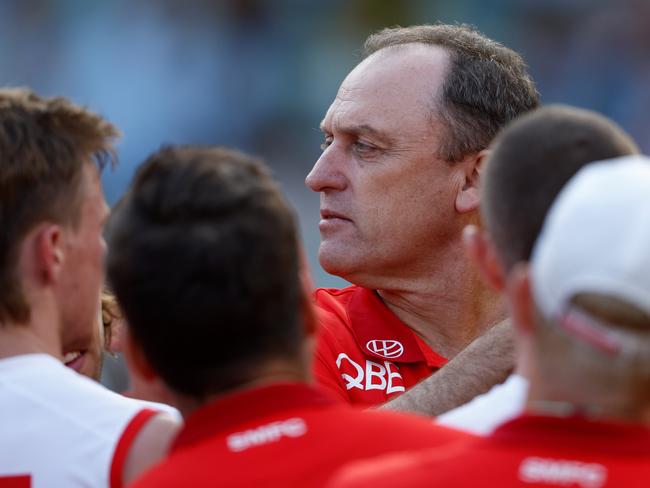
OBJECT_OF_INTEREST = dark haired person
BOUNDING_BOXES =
[436,105,641,434]
[306,23,539,410]
[0,89,178,487]
[107,146,467,488]
[334,155,650,488]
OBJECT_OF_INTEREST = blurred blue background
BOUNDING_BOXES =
[2,0,648,288]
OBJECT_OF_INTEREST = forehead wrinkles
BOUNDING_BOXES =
[323,85,359,128]
[325,78,436,144]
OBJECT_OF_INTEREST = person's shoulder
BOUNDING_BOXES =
[126,427,225,488]
[326,433,486,488]
[19,355,174,448]
[1,353,145,420]
[327,448,445,488]
[315,405,472,446]
[120,410,181,487]
[64,370,157,420]
[0,354,176,487]
[357,408,471,436]
[132,405,467,488]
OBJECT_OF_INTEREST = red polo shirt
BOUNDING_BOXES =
[129,383,468,488]
[312,286,447,406]
[331,414,650,487]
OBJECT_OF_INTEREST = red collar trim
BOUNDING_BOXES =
[172,383,336,452]
[491,414,650,455]
[348,287,446,366]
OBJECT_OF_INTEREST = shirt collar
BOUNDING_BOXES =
[348,287,447,366]
[492,414,650,455]
[172,383,336,452]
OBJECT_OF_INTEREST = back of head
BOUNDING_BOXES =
[106,146,303,399]
[483,105,639,271]
[364,23,540,162]
[0,88,118,324]
[530,157,650,413]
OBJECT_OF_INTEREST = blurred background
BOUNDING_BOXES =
[1,0,648,292]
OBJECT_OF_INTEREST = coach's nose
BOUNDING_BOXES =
[306,144,348,193]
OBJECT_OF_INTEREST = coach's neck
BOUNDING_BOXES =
[354,243,505,360]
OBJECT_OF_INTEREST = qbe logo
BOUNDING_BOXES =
[366,339,404,359]
[336,353,406,394]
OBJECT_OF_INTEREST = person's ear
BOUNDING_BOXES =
[455,149,489,214]
[124,327,158,382]
[31,223,65,284]
[506,262,536,336]
[463,224,505,291]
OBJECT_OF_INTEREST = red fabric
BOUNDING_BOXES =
[0,476,31,488]
[130,383,467,488]
[312,286,447,406]
[110,409,157,488]
[331,414,650,487]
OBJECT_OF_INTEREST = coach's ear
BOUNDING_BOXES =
[124,327,158,382]
[455,149,489,214]
[463,224,505,291]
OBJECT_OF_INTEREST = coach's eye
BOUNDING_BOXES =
[353,140,378,157]
[320,135,333,151]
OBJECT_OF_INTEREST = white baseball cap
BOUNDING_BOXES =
[531,154,650,352]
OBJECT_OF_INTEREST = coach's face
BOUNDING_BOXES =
[306,44,473,284]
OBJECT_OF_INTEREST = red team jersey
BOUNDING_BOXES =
[130,383,468,488]
[331,414,650,487]
[312,286,447,406]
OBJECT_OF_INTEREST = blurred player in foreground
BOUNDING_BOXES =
[330,109,650,487]
[435,105,640,434]
[106,146,468,487]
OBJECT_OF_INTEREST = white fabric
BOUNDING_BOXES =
[435,374,528,435]
[131,398,182,421]
[531,155,650,319]
[0,354,152,487]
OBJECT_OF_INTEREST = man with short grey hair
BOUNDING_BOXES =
[306,23,539,411]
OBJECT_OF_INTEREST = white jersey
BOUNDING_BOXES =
[0,354,160,488]
[436,374,528,435]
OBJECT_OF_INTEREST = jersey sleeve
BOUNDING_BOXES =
[109,409,159,488]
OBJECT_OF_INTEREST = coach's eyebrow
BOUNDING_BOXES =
[320,122,394,145]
